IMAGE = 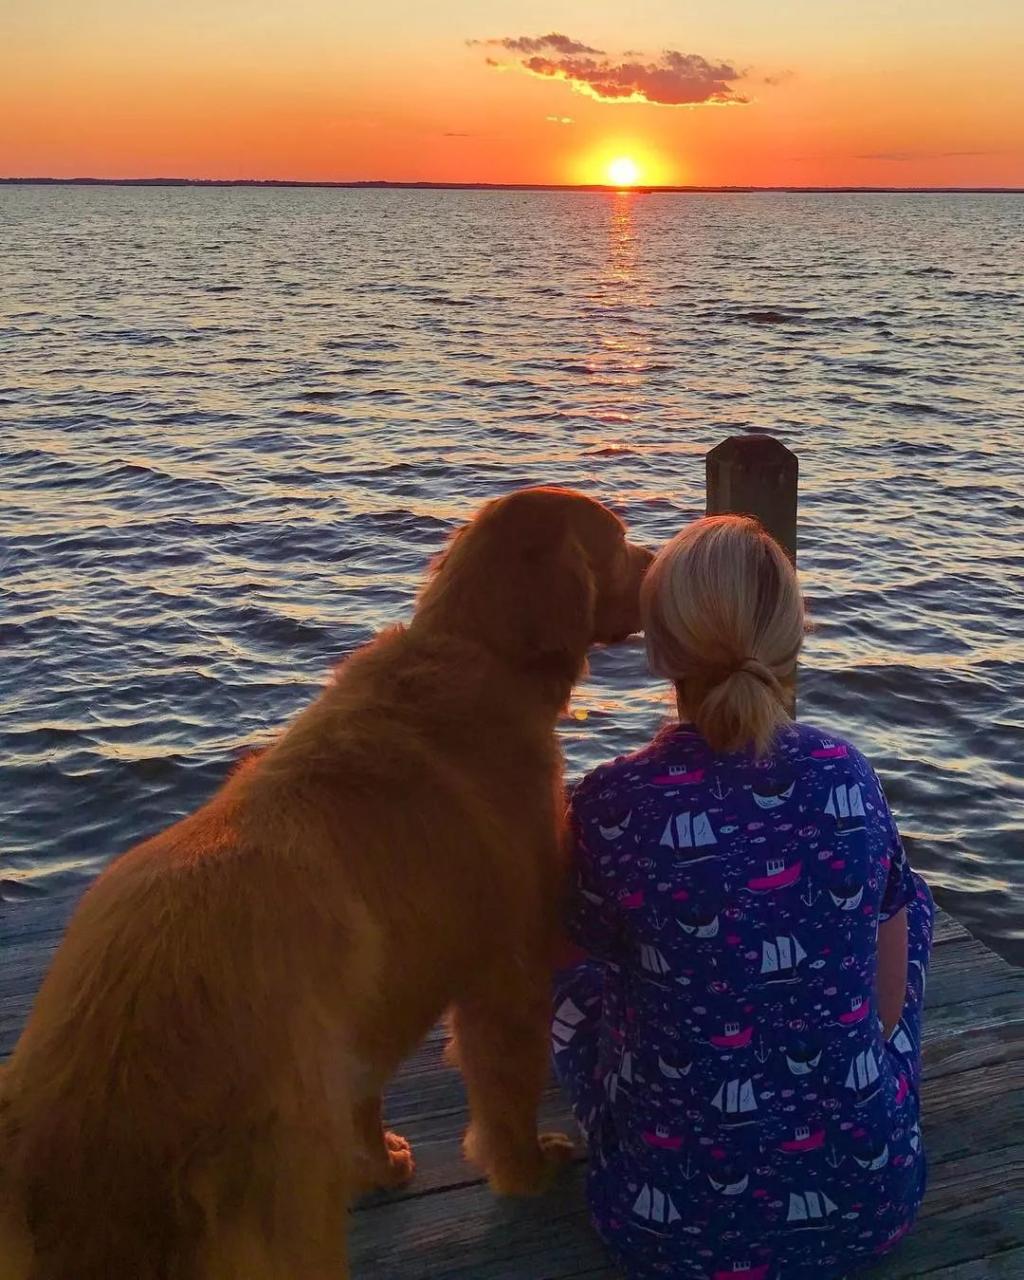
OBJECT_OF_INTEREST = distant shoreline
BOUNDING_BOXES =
[2,177,1023,195]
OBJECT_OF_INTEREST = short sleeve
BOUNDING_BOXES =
[563,794,624,963]
[872,772,916,923]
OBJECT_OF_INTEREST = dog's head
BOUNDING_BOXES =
[416,487,653,682]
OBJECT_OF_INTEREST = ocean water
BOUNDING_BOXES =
[1,185,1022,963]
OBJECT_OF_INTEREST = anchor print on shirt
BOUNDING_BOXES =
[661,810,718,863]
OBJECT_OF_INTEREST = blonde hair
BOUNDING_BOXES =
[642,515,804,757]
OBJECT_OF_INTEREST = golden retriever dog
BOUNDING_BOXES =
[0,486,652,1280]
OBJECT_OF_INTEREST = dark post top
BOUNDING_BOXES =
[705,434,798,563]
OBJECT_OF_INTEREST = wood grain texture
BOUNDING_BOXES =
[2,884,1021,1277]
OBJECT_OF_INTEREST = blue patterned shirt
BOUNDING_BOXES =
[563,720,926,1279]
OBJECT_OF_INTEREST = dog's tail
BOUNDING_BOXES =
[0,1066,32,1280]
[0,1061,358,1280]
[0,1061,197,1280]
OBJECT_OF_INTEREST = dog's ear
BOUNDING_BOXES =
[419,490,596,676]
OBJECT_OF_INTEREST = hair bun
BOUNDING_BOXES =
[737,658,784,699]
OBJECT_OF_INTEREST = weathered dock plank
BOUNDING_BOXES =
[2,885,1022,1278]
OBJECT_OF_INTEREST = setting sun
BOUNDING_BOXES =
[608,156,640,187]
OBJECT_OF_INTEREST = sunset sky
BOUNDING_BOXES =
[3,0,1023,187]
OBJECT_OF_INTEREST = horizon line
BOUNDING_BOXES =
[2,177,1024,195]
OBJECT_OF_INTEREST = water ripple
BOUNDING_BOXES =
[0,186,1022,962]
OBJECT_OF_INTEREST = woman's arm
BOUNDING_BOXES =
[877,907,909,1039]
[559,780,626,968]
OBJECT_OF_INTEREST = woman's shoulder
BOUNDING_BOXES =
[570,729,689,811]
[780,721,877,774]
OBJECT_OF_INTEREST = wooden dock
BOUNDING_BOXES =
[2,886,1022,1278]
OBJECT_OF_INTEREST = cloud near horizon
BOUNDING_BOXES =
[471,32,604,56]
[475,34,748,107]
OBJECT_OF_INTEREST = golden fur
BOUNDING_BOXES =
[0,487,651,1280]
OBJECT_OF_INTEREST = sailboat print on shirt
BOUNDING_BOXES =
[787,1190,838,1228]
[660,811,718,862]
[632,1183,681,1232]
[760,933,807,983]
[639,944,672,977]
[606,1049,634,1102]
[845,1048,882,1103]
[824,782,866,834]
[712,1078,758,1126]
[550,997,586,1050]
[889,1020,914,1057]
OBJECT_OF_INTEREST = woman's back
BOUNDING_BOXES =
[563,720,926,1279]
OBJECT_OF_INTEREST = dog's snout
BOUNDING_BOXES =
[627,541,656,588]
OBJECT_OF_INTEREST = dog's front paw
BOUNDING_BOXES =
[479,1130,576,1197]
[380,1130,416,1187]
[538,1130,575,1165]
[354,1130,416,1194]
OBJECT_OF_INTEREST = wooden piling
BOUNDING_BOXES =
[705,434,799,563]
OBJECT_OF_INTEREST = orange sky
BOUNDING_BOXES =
[3,1,1023,186]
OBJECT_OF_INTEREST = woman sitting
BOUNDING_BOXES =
[553,515,933,1280]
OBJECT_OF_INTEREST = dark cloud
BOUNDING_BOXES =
[470,32,603,56]
[476,37,747,106]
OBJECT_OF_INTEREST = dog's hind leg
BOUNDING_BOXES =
[194,1106,353,1280]
[450,965,574,1196]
